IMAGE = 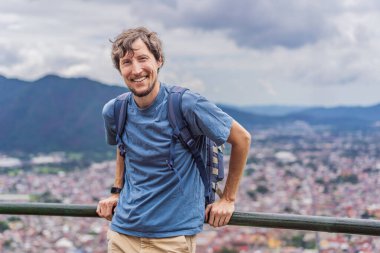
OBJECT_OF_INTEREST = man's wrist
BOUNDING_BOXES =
[221,195,236,203]
[110,186,123,194]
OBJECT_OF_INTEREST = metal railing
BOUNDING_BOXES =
[1,202,379,236]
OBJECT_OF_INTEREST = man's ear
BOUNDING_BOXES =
[156,58,163,73]
[157,57,163,68]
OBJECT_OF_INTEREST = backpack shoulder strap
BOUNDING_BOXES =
[168,86,188,133]
[167,86,211,202]
[114,92,131,157]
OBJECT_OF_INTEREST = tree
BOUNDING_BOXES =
[216,247,239,253]
[0,220,10,232]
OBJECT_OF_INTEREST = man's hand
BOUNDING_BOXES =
[205,198,235,227]
[96,194,119,221]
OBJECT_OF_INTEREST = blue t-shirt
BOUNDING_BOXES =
[102,83,233,238]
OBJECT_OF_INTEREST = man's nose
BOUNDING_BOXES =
[131,61,142,75]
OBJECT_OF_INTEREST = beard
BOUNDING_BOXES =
[129,79,157,98]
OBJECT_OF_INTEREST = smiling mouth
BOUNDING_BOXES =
[131,76,147,83]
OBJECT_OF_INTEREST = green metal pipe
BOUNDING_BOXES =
[0,202,97,217]
[0,202,379,236]
[229,212,380,236]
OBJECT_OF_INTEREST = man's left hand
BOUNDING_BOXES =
[205,198,235,227]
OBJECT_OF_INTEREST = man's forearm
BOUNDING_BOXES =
[97,147,124,220]
[223,121,251,201]
[205,121,251,227]
[113,147,125,188]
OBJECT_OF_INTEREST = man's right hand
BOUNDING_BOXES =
[96,194,119,221]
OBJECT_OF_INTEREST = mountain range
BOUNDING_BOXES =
[0,75,125,153]
[1,74,379,154]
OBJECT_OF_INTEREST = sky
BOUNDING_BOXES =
[1,0,380,106]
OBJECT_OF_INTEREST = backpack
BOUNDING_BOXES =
[114,86,224,206]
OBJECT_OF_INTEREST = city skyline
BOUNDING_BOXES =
[2,125,380,252]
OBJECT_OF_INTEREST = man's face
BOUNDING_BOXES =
[119,38,162,98]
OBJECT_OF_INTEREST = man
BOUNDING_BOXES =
[97,27,251,253]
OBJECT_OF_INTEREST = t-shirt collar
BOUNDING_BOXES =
[130,82,165,113]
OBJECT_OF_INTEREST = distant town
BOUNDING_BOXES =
[1,122,380,253]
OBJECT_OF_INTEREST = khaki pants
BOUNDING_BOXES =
[107,229,197,253]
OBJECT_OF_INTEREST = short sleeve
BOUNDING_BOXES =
[102,98,117,145]
[181,91,233,146]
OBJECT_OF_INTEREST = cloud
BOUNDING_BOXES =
[129,0,342,49]
[1,0,380,106]
[0,0,138,82]
[160,69,206,93]
[258,79,277,96]
[0,43,23,66]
